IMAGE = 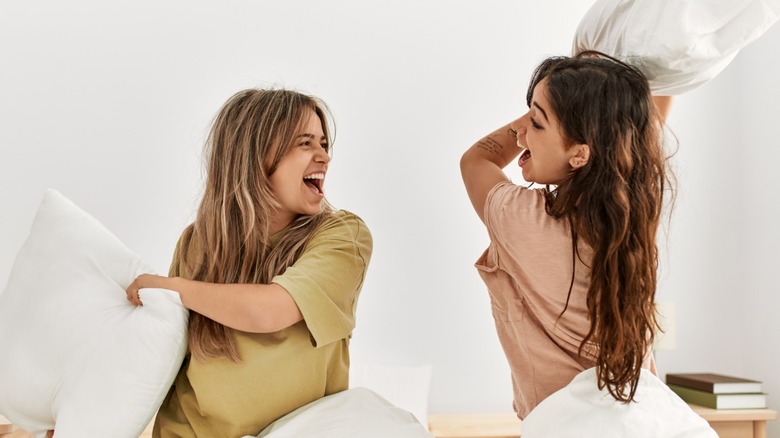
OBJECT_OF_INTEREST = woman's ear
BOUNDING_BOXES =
[569,144,590,170]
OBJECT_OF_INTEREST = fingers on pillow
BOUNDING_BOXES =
[126,287,143,306]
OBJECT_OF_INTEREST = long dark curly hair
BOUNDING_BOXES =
[530,51,674,402]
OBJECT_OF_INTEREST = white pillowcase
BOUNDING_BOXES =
[521,368,718,438]
[250,387,433,438]
[0,189,188,438]
[573,0,780,95]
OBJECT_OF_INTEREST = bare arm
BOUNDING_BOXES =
[460,119,523,223]
[653,95,673,122]
[127,274,302,333]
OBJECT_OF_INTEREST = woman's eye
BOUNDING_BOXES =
[530,118,542,130]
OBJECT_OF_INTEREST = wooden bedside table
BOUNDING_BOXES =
[428,413,520,438]
[0,415,15,436]
[689,404,777,438]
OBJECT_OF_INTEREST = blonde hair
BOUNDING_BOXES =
[181,88,334,361]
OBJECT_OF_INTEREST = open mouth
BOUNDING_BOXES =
[518,148,531,166]
[303,172,325,195]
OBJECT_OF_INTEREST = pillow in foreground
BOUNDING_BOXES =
[0,189,188,438]
[521,367,718,438]
[250,387,433,438]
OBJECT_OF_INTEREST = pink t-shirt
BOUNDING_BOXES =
[475,181,656,419]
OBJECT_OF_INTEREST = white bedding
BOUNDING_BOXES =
[247,387,432,438]
[521,368,718,438]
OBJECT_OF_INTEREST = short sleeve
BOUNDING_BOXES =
[271,211,372,348]
[482,181,548,248]
[572,0,780,95]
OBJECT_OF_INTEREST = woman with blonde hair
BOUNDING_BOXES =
[126,88,372,437]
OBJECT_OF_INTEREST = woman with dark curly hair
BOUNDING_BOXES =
[461,51,672,419]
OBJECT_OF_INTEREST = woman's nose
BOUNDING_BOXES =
[515,113,530,131]
[315,148,330,163]
[511,116,528,146]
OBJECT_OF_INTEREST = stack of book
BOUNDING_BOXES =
[666,372,768,409]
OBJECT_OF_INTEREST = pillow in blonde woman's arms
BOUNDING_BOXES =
[0,189,188,438]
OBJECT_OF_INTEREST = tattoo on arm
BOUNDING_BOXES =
[476,137,503,155]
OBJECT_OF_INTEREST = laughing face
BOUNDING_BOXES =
[512,78,588,185]
[268,108,330,233]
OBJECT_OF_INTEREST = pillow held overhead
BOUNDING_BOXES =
[573,0,780,95]
[0,189,188,438]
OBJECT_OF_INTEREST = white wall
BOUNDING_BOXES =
[651,22,780,438]
[732,22,780,438]
[1,0,778,431]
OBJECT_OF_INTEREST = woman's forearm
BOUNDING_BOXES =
[129,274,303,333]
[463,121,524,169]
[461,120,523,223]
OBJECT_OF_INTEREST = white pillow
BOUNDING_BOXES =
[250,387,433,438]
[0,189,188,438]
[521,368,718,438]
[572,0,780,95]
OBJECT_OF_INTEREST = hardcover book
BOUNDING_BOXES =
[665,373,762,394]
[668,384,767,409]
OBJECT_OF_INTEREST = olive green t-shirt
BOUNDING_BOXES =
[153,210,372,438]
